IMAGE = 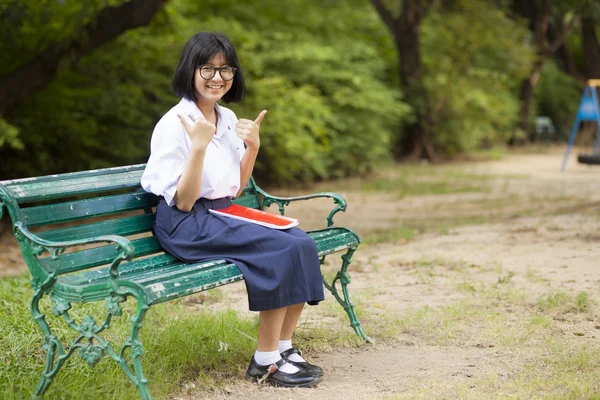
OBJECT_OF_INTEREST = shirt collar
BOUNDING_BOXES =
[179,98,226,138]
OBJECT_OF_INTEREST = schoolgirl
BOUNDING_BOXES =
[141,32,324,387]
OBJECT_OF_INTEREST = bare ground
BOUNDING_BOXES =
[2,147,600,399]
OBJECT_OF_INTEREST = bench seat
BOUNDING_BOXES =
[53,227,359,305]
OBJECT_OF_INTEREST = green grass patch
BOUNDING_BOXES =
[362,226,417,245]
[335,165,496,198]
[536,291,593,314]
[500,340,600,399]
[0,274,357,399]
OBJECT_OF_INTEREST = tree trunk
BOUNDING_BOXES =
[548,21,580,79]
[370,0,435,161]
[581,15,600,79]
[0,0,167,117]
[519,61,543,136]
[394,1,436,161]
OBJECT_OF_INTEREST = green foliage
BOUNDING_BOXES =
[1,26,177,177]
[171,0,410,183]
[0,117,22,149]
[421,0,534,154]
[1,0,409,183]
[534,60,582,136]
[0,0,129,74]
[1,0,586,179]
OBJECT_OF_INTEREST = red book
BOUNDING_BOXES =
[209,204,299,230]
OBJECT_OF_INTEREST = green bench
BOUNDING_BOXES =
[0,164,368,399]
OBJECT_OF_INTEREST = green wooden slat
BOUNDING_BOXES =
[60,253,178,286]
[310,228,360,256]
[22,192,159,226]
[40,236,162,274]
[145,264,243,305]
[1,164,145,186]
[133,259,229,287]
[37,214,155,242]
[2,168,145,204]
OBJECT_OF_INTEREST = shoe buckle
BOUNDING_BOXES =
[257,363,279,384]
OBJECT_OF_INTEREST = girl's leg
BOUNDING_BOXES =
[279,302,305,340]
[278,302,323,376]
[252,307,301,375]
[258,307,288,350]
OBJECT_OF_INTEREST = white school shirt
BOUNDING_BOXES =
[141,98,246,206]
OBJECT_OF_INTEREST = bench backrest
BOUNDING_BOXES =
[0,164,263,282]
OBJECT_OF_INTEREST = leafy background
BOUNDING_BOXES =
[0,0,595,182]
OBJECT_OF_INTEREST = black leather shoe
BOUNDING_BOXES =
[280,348,324,377]
[245,357,321,387]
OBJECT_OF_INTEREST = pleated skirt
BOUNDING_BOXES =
[153,197,324,311]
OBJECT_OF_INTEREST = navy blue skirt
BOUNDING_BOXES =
[153,197,324,311]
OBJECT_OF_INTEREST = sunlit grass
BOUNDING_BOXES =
[334,164,497,198]
[0,274,358,399]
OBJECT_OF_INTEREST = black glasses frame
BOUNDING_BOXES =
[197,65,237,81]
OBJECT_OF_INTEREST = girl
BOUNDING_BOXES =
[141,32,323,387]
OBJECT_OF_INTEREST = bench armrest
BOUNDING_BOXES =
[14,221,135,275]
[255,188,347,228]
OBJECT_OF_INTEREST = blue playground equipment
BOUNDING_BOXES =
[561,80,600,171]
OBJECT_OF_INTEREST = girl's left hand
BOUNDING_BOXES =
[235,110,267,151]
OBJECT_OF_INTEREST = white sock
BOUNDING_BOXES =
[254,349,298,374]
[278,340,306,363]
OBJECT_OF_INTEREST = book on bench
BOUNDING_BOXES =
[209,204,299,230]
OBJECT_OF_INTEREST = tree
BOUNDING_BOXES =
[421,0,533,154]
[370,0,437,160]
[0,0,167,117]
[510,0,579,135]
[581,0,600,79]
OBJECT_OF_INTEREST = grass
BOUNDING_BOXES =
[536,291,592,314]
[366,280,600,399]
[362,226,417,245]
[0,274,357,399]
[333,164,500,198]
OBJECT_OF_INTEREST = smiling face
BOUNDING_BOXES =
[194,52,233,106]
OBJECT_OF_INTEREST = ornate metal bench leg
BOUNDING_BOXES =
[322,248,373,343]
[30,288,68,398]
[113,299,151,400]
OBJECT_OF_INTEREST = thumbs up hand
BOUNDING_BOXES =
[235,110,266,151]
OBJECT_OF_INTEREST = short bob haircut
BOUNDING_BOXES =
[172,32,245,104]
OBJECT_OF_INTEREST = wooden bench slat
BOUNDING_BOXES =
[39,236,163,274]
[60,253,181,286]
[22,192,159,226]
[309,228,360,255]
[145,263,244,305]
[57,257,242,305]
[1,164,145,186]
[2,168,144,204]
[37,214,154,242]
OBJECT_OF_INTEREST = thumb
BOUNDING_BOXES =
[177,114,191,131]
[254,110,267,126]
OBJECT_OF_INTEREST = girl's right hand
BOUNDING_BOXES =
[177,114,216,151]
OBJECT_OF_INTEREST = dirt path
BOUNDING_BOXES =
[2,147,600,399]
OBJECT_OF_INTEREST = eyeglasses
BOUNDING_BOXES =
[197,65,237,81]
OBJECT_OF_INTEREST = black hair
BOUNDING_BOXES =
[171,32,245,103]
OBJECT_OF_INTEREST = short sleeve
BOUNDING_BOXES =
[141,116,188,206]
